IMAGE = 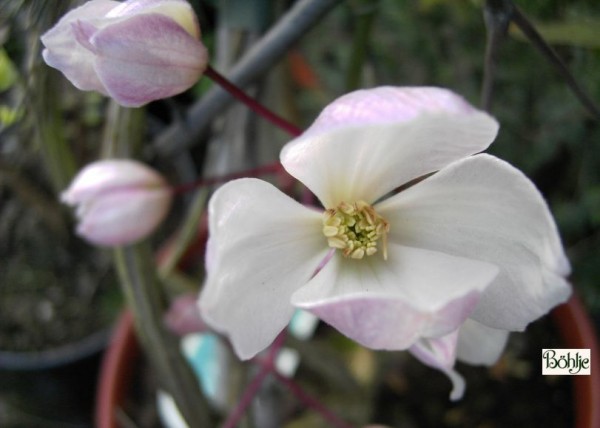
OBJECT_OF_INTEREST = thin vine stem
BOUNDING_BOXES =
[171,161,284,195]
[509,2,600,120]
[221,332,288,428]
[114,245,213,427]
[153,0,341,157]
[271,369,355,428]
[204,66,302,137]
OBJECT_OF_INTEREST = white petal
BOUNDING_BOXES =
[409,332,466,401]
[377,154,571,331]
[61,159,166,204]
[198,179,328,360]
[456,319,509,365]
[76,187,171,246]
[41,0,119,93]
[291,244,498,350]
[280,87,498,208]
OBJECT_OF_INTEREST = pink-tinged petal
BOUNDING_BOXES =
[76,186,171,246]
[411,331,459,369]
[409,332,466,400]
[107,0,200,38]
[164,293,208,336]
[71,20,99,53]
[41,0,119,93]
[456,319,509,365]
[198,179,328,360]
[291,244,498,350]
[61,159,166,204]
[91,13,208,107]
[377,154,571,331]
[280,87,498,208]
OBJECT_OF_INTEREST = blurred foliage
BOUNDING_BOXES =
[0,48,17,92]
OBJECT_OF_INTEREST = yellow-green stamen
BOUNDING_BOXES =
[322,200,389,260]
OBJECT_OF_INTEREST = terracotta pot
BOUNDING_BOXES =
[96,311,138,428]
[551,294,600,428]
[96,293,600,428]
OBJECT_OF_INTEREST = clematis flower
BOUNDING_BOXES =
[41,0,208,107]
[198,87,571,398]
[62,159,172,246]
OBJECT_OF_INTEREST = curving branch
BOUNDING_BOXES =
[482,0,600,120]
[152,0,341,158]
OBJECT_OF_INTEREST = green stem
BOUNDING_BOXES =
[509,2,600,120]
[34,69,77,193]
[29,0,77,194]
[101,101,146,159]
[114,244,213,427]
[344,0,379,91]
[158,187,209,279]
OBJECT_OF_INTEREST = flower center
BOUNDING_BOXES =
[322,200,389,260]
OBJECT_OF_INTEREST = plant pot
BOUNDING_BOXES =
[0,329,110,426]
[95,293,600,428]
[551,294,600,428]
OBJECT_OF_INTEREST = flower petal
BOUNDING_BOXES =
[291,244,498,350]
[91,13,208,107]
[409,332,466,400]
[61,159,166,204]
[76,187,171,246]
[107,0,200,38]
[198,178,328,360]
[280,87,498,208]
[377,154,571,331]
[41,0,119,93]
[456,319,509,365]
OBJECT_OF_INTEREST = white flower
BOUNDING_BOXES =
[198,87,571,399]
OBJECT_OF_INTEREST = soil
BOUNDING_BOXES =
[0,186,120,359]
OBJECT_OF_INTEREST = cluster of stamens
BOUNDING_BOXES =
[322,200,389,260]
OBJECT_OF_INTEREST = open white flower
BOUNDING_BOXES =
[198,87,571,399]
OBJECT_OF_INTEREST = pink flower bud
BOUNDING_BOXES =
[41,0,209,107]
[62,159,172,247]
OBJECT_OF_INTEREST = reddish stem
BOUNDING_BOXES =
[221,332,288,428]
[171,161,284,195]
[221,364,271,428]
[271,369,354,428]
[205,65,303,137]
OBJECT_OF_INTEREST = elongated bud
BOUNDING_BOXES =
[41,0,209,107]
[62,159,172,246]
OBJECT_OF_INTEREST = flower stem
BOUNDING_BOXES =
[509,1,600,120]
[171,161,284,195]
[222,364,271,428]
[222,332,288,428]
[271,370,355,428]
[114,244,214,427]
[344,0,379,91]
[153,0,342,157]
[204,65,303,137]
[158,187,209,278]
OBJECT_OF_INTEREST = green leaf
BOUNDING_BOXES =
[0,48,18,92]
